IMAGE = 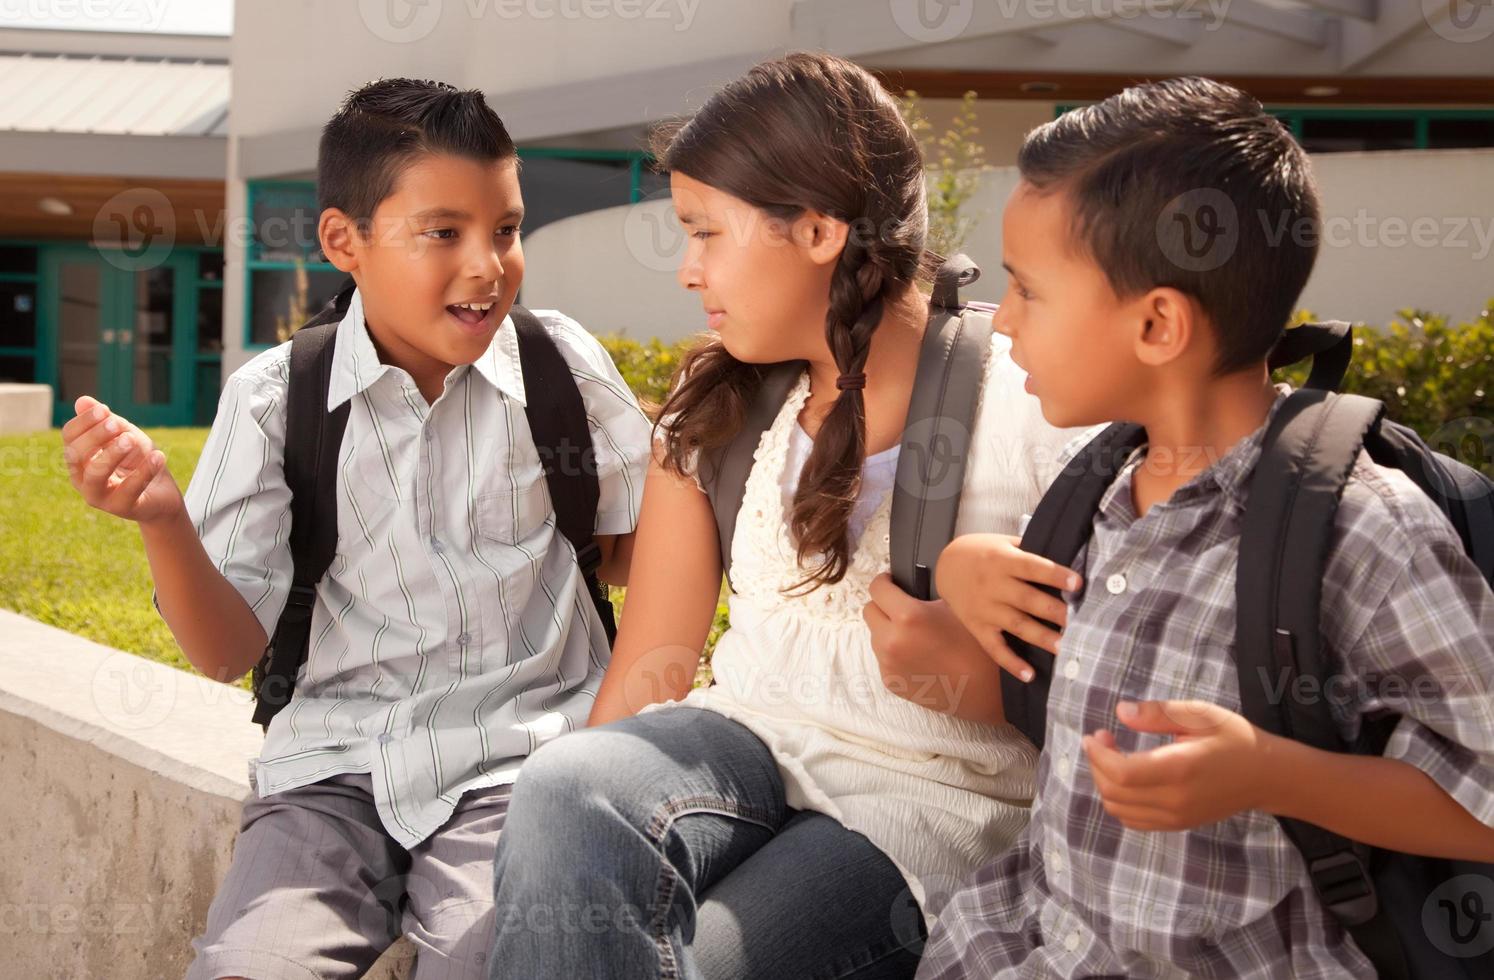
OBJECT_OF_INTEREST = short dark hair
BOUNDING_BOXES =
[1017,76,1320,374]
[317,78,517,225]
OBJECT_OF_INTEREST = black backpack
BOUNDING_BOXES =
[250,280,618,729]
[1001,319,1494,980]
[698,254,990,601]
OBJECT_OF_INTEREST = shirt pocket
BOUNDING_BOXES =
[474,482,550,547]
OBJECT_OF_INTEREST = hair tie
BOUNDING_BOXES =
[835,372,867,391]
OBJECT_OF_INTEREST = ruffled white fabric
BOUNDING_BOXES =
[642,330,1082,925]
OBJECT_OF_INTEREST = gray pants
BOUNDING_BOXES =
[187,771,511,980]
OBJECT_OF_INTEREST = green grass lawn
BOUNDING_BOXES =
[0,427,209,674]
[1,426,725,685]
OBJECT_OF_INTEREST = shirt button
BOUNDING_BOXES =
[423,427,434,442]
[1048,849,1065,875]
[1065,930,1081,952]
[457,632,472,646]
[430,537,444,554]
[1056,754,1073,778]
[377,733,393,745]
[1062,658,1079,680]
[1105,573,1127,595]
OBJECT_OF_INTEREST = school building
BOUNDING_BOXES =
[2,1,1492,426]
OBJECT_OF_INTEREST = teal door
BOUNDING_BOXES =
[39,246,197,427]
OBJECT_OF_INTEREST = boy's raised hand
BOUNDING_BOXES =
[935,533,1081,682]
[62,395,183,525]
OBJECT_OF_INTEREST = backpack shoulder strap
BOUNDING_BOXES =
[1236,389,1381,749]
[887,302,988,600]
[251,287,353,729]
[999,421,1145,749]
[508,305,602,573]
[701,363,804,591]
[1234,388,1412,978]
[508,304,617,641]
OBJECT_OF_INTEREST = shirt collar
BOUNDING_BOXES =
[1096,383,1294,522]
[325,288,528,410]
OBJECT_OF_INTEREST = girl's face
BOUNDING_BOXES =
[670,172,843,364]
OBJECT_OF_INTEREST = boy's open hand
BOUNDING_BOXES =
[935,533,1081,682]
[62,395,183,525]
[1083,699,1278,832]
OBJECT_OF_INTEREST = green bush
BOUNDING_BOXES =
[1274,303,1493,477]
[598,334,691,415]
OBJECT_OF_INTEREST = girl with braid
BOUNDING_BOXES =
[487,52,1083,980]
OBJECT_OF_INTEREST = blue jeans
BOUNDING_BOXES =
[489,706,926,979]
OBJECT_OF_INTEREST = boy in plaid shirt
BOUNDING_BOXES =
[920,77,1494,978]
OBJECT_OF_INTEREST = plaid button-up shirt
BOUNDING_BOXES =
[919,389,1494,978]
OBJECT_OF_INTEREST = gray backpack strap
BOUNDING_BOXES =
[889,300,990,600]
[703,253,985,596]
[702,363,804,590]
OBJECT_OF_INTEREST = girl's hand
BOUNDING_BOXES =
[62,395,184,526]
[863,572,1005,724]
[1083,700,1278,832]
[935,533,1080,681]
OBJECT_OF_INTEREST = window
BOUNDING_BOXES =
[1055,105,1494,153]
[0,281,37,348]
[0,243,39,384]
[244,181,345,348]
[1428,117,1494,149]
[1275,110,1494,153]
[1298,116,1418,153]
[192,247,226,424]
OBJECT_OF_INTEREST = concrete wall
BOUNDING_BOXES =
[0,611,411,978]
[228,1,800,140]
[0,384,52,435]
[521,147,1494,344]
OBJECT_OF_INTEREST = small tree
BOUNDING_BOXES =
[274,259,311,343]
[899,89,987,257]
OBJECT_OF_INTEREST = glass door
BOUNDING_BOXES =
[41,246,195,427]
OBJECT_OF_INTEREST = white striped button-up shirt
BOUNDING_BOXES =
[181,288,651,846]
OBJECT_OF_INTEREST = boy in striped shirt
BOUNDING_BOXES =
[61,78,651,979]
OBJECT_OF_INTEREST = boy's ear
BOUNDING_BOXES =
[318,208,362,274]
[794,210,850,267]
[1131,287,1200,370]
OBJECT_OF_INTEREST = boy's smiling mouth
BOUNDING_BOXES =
[445,298,500,334]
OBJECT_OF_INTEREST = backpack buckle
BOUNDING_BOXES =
[1308,851,1378,927]
[575,540,603,576]
[285,584,318,609]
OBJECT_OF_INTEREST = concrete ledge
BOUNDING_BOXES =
[0,384,52,435]
[0,610,412,978]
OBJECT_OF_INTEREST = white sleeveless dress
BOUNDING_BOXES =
[641,330,1082,924]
